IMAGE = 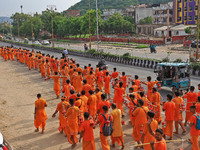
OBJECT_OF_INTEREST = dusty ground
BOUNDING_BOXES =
[0,56,195,150]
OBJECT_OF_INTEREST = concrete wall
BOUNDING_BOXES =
[135,7,153,24]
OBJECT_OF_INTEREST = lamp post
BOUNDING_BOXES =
[89,0,91,50]
[96,0,100,52]
[47,5,57,48]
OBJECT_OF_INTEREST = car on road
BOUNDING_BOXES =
[0,132,13,150]
[154,62,190,93]
[33,41,41,45]
[41,40,50,45]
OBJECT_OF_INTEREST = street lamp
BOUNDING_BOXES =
[47,5,57,48]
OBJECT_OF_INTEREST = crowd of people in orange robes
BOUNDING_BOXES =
[1,46,200,150]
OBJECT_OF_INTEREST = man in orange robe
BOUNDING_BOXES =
[111,68,119,79]
[162,94,176,140]
[97,94,110,115]
[172,91,186,134]
[79,112,96,150]
[82,80,92,97]
[65,98,80,148]
[81,90,88,114]
[49,72,61,98]
[114,82,125,117]
[75,72,83,93]
[131,81,139,92]
[104,72,111,99]
[121,72,127,90]
[132,99,149,144]
[34,93,47,134]
[63,80,74,98]
[87,71,96,90]
[111,103,124,149]
[188,105,200,150]
[87,90,97,119]
[96,68,104,92]
[142,76,158,102]
[152,88,162,124]
[196,96,200,113]
[183,86,198,126]
[134,75,141,87]
[141,111,158,150]
[128,94,137,126]
[140,91,149,106]
[95,88,103,110]
[52,96,70,135]
[150,129,167,150]
[97,105,113,150]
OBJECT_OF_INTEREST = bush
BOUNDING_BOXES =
[86,49,96,54]
[162,57,170,62]
[135,45,148,49]
[173,58,183,63]
[190,63,200,70]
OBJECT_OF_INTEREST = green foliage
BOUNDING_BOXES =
[135,44,148,49]
[162,57,170,62]
[185,27,192,34]
[0,23,11,35]
[190,63,200,71]
[139,16,153,24]
[102,13,133,34]
[68,0,173,15]
[173,58,183,63]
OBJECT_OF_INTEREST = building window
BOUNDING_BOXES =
[184,16,187,20]
[178,8,182,12]
[189,16,192,20]
[176,31,179,35]
[177,17,182,22]
[189,6,193,11]
[184,7,187,11]
[195,6,198,10]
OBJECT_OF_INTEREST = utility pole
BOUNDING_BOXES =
[29,13,34,44]
[167,7,170,38]
[96,0,99,52]
[196,0,200,60]
[47,5,57,48]
[89,0,91,50]
[17,17,20,39]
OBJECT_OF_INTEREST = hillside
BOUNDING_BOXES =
[68,0,173,15]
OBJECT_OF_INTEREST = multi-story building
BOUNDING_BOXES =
[152,2,173,24]
[173,0,199,25]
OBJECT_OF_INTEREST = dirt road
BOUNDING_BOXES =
[0,56,194,150]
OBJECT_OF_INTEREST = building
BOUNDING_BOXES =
[135,4,153,24]
[152,2,173,24]
[154,24,196,37]
[101,9,125,21]
[125,5,136,19]
[173,0,199,25]
[66,10,80,17]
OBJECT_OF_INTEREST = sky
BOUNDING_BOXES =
[0,0,81,17]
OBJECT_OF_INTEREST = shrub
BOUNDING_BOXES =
[173,58,183,63]
[162,57,170,62]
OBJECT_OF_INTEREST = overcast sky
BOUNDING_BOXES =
[0,0,81,17]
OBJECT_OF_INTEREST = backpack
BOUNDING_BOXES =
[102,114,113,136]
[194,115,200,130]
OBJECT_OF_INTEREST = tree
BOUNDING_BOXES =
[139,16,153,24]
[19,16,43,38]
[185,27,192,34]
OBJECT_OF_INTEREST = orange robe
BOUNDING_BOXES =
[98,114,113,150]
[82,84,92,97]
[147,81,158,102]
[81,120,96,150]
[66,106,80,144]
[121,76,127,89]
[63,84,74,98]
[96,71,104,91]
[75,75,83,93]
[189,114,200,150]
[96,91,103,110]
[104,76,111,94]
[81,95,88,113]
[132,106,149,142]
[34,98,48,130]
[111,109,124,146]
[154,139,167,150]
[114,87,125,115]
[143,119,158,150]
[183,92,198,121]
[152,92,162,123]
[88,95,97,119]
[172,96,184,122]
[163,102,176,137]
[51,76,61,97]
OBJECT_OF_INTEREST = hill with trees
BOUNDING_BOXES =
[68,0,173,15]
